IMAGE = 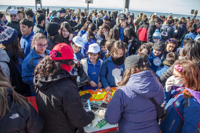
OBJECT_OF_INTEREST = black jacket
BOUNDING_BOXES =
[69,20,78,28]
[94,18,103,29]
[6,20,22,40]
[128,38,141,55]
[147,24,160,42]
[65,14,71,21]
[51,17,68,25]
[73,22,85,32]
[33,69,95,133]
[33,24,45,35]
[0,88,44,133]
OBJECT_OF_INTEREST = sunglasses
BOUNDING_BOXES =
[10,14,17,17]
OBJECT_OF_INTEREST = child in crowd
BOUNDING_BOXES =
[80,43,103,90]
[156,52,178,79]
[100,39,107,59]
[152,29,161,43]
[137,52,149,65]
[20,18,34,57]
[71,36,85,61]
[22,33,50,96]
[83,23,97,56]
[104,39,116,60]
[100,41,126,91]
[148,41,166,72]
[164,38,178,55]
[137,43,151,55]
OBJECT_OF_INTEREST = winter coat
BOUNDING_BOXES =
[128,38,141,55]
[160,66,173,84]
[180,32,196,47]
[134,16,142,28]
[138,23,149,42]
[161,24,175,41]
[0,88,44,133]
[147,24,160,42]
[20,31,34,58]
[176,24,187,40]
[156,65,169,79]
[46,38,56,51]
[51,17,68,25]
[100,56,124,88]
[69,20,78,28]
[33,24,45,35]
[160,88,200,133]
[105,70,164,133]
[113,23,132,41]
[94,18,103,29]
[73,22,85,32]
[6,20,22,40]
[33,69,95,133]
[0,19,8,26]
[80,58,103,90]
[65,14,71,21]
[22,48,49,94]
[0,47,10,80]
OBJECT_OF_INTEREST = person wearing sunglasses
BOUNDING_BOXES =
[147,17,163,43]
[6,9,22,40]
[22,33,50,96]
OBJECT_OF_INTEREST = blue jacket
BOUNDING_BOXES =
[75,51,85,61]
[176,24,187,40]
[83,38,96,56]
[160,88,200,133]
[0,20,8,26]
[149,51,165,72]
[105,70,164,133]
[100,56,124,88]
[22,48,50,95]
[161,24,175,42]
[180,32,196,47]
[120,26,124,41]
[20,31,34,58]
[156,65,169,79]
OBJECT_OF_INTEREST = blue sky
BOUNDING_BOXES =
[0,0,200,15]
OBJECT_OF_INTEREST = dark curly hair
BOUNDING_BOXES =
[34,55,74,77]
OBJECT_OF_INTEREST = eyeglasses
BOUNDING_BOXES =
[10,14,17,17]
[35,43,48,48]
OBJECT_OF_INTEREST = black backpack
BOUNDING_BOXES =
[149,97,167,122]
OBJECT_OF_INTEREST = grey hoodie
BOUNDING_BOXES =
[0,47,10,80]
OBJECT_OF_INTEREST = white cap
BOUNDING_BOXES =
[154,13,157,16]
[8,9,18,14]
[72,36,85,48]
[87,43,100,54]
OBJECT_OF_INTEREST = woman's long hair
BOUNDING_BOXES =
[80,21,91,32]
[0,36,24,64]
[87,23,96,42]
[98,23,110,39]
[107,27,120,41]
[49,32,63,45]
[187,41,200,63]
[0,69,30,119]
[60,22,73,44]
[105,39,116,59]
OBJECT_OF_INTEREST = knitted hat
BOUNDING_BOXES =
[153,29,161,39]
[46,22,60,36]
[125,55,144,70]
[152,41,165,51]
[0,26,18,45]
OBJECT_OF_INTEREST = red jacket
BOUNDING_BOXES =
[138,23,149,41]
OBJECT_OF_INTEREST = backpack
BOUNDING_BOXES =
[149,97,167,122]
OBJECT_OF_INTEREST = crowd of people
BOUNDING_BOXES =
[0,6,200,133]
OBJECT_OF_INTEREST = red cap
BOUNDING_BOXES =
[50,43,75,61]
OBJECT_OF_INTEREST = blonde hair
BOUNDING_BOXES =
[32,33,46,43]
[0,69,30,119]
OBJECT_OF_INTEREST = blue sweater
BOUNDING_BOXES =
[100,56,124,88]
[82,58,101,90]
[180,32,196,47]
[156,65,169,79]
[20,31,34,58]
[75,51,85,61]
[22,48,50,95]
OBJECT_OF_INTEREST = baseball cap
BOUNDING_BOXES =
[124,55,144,70]
[118,14,127,20]
[72,36,85,48]
[87,43,100,54]
[58,8,66,13]
[50,43,77,63]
